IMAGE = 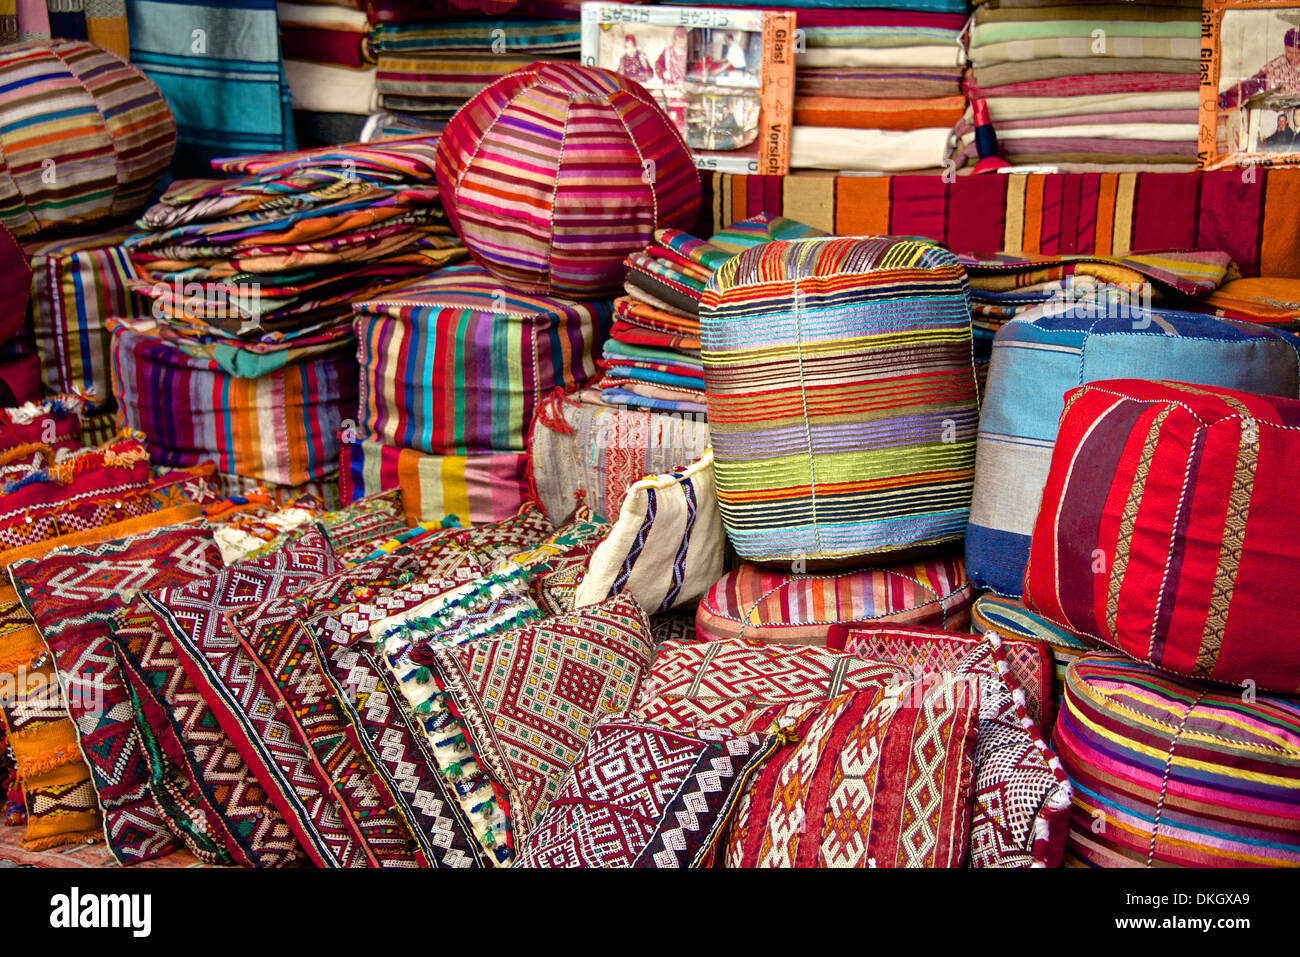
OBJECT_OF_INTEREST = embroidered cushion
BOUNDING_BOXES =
[634,637,907,732]
[699,236,979,564]
[1053,652,1300,867]
[140,527,373,868]
[0,41,176,238]
[435,61,700,298]
[8,519,225,865]
[723,674,979,868]
[968,311,1300,597]
[352,265,609,456]
[527,390,711,524]
[575,450,723,615]
[695,555,974,647]
[0,395,86,458]
[421,593,655,845]
[842,623,1054,732]
[1023,379,1300,693]
[515,713,775,868]
[224,553,427,868]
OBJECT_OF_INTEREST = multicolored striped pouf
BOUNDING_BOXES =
[352,265,609,456]
[1054,652,1300,868]
[435,61,700,299]
[700,236,979,564]
[0,41,176,238]
[109,321,357,488]
[695,554,974,646]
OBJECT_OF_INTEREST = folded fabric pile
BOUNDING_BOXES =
[956,0,1202,172]
[0,0,129,58]
[111,136,465,500]
[791,8,966,172]
[593,214,822,416]
[370,12,582,137]
[279,0,380,146]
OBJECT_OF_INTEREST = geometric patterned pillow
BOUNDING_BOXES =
[515,713,776,868]
[841,624,1055,733]
[956,634,1072,869]
[8,519,225,865]
[723,674,980,868]
[423,593,656,845]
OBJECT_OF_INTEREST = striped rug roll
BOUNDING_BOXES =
[435,62,700,299]
[695,553,973,646]
[109,322,356,488]
[339,437,528,526]
[0,40,176,237]
[700,236,979,564]
[1054,652,1300,868]
[352,265,608,456]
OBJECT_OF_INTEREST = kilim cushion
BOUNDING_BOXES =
[695,555,974,647]
[8,519,225,865]
[139,527,378,868]
[1023,379,1300,694]
[842,623,1054,732]
[205,494,328,565]
[352,264,609,456]
[575,450,723,615]
[527,388,711,525]
[0,435,154,550]
[110,322,358,488]
[634,638,907,733]
[0,41,176,238]
[434,61,700,299]
[515,713,776,868]
[295,547,489,867]
[723,674,979,868]
[107,603,305,867]
[0,395,86,458]
[339,438,529,526]
[420,593,656,845]
[225,553,429,868]
[699,236,979,565]
[967,311,1300,598]
[375,564,547,865]
[955,634,1072,869]
[1053,652,1300,867]
[240,488,409,565]
[970,592,1090,724]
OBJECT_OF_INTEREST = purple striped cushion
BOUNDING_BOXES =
[435,61,700,299]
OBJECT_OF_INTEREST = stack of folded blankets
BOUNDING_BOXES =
[592,214,823,416]
[791,8,967,172]
[956,0,1202,171]
[113,136,466,500]
[278,0,381,146]
[370,6,582,137]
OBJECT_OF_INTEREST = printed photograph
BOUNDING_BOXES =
[1216,7,1300,155]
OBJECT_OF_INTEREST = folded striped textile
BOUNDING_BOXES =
[284,60,379,115]
[3,0,128,57]
[795,65,962,99]
[705,0,968,11]
[375,52,542,101]
[973,56,1198,88]
[370,17,580,54]
[796,44,963,69]
[126,0,296,177]
[793,9,965,47]
[970,35,1199,68]
[968,71,1199,101]
[276,0,372,68]
[794,94,966,130]
[360,110,445,142]
[790,125,953,172]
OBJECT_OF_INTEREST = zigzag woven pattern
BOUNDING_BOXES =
[700,236,979,563]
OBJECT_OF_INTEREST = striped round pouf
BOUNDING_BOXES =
[1053,652,1300,868]
[0,41,176,238]
[435,61,700,299]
